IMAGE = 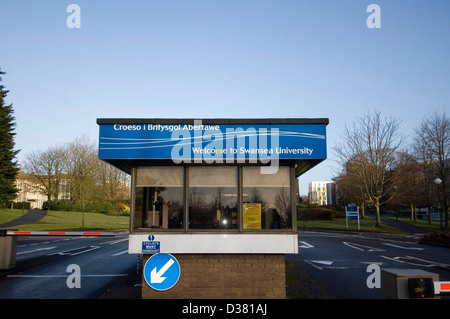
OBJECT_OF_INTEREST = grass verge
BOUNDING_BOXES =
[0,209,129,231]
[298,215,406,234]
[394,216,443,233]
[2,209,443,234]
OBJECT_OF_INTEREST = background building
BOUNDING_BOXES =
[14,171,48,209]
[14,171,72,209]
[308,181,336,206]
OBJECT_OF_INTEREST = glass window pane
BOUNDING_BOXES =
[243,166,290,187]
[137,167,183,187]
[188,167,238,229]
[134,167,184,230]
[243,166,291,229]
[189,167,237,187]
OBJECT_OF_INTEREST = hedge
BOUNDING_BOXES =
[43,199,130,215]
[12,201,31,210]
[297,207,344,220]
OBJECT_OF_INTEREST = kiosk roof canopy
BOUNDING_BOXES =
[97,118,329,177]
[97,118,329,125]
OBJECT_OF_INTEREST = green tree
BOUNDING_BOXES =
[0,68,20,207]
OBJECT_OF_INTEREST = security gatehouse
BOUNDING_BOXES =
[97,118,328,299]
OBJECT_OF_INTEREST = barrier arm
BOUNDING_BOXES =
[434,282,450,295]
[0,229,115,270]
[4,230,115,237]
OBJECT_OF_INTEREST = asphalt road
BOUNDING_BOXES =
[2,225,449,300]
[0,210,47,228]
[288,230,450,299]
[0,232,138,299]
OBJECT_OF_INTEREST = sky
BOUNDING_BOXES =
[1,0,449,196]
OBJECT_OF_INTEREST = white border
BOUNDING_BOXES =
[129,233,298,254]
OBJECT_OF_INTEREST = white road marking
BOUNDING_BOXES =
[343,242,385,252]
[111,250,129,256]
[382,243,424,250]
[16,247,56,255]
[101,238,128,245]
[298,241,314,248]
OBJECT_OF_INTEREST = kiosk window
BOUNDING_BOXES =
[135,167,184,230]
[243,166,291,229]
[188,167,238,229]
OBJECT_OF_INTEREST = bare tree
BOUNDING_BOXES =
[335,158,369,217]
[275,188,290,227]
[413,131,440,224]
[393,152,427,221]
[22,134,130,207]
[334,111,404,227]
[414,111,449,230]
[64,135,98,227]
[23,145,66,200]
[97,160,130,199]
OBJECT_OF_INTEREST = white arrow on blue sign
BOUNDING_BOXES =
[143,253,181,291]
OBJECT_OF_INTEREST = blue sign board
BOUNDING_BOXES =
[98,122,327,161]
[142,241,160,254]
[346,206,359,220]
[142,235,160,254]
[143,253,181,291]
[346,206,360,229]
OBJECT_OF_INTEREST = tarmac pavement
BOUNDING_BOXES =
[101,215,434,299]
[0,210,47,228]
[1,210,435,299]
[375,213,432,235]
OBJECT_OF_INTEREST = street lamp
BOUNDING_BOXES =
[434,178,443,231]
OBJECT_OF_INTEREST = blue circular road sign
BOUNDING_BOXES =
[143,253,181,291]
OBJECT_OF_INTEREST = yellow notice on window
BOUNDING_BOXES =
[243,203,261,229]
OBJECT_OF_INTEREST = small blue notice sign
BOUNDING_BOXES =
[142,235,160,254]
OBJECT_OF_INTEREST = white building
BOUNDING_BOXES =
[14,171,71,209]
[14,171,48,209]
[308,181,335,206]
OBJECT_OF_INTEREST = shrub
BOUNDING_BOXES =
[58,199,74,211]
[13,201,31,210]
[77,200,113,214]
[43,200,59,211]
[421,231,450,242]
[112,202,130,216]
[297,207,334,220]
[43,199,115,214]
